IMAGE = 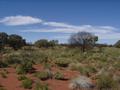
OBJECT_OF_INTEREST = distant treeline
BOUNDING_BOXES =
[0,32,119,50]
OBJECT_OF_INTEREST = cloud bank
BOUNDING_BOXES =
[0,15,42,26]
[0,15,119,43]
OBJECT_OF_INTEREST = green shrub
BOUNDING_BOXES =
[21,78,32,89]
[35,71,49,80]
[0,61,8,68]
[55,58,69,67]
[16,65,26,74]
[43,63,51,69]
[0,71,7,78]
[54,72,64,80]
[113,62,120,70]
[16,60,33,74]
[4,54,21,65]
[34,82,49,90]
[97,74,118,89]
[18,75,27,81]
[0,85,6,90]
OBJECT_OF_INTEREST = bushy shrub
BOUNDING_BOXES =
[0,69,8,78]
[97,74,118,89]
[16,60,33,74]
[70,64,97,76]
[55,58,70,67]
[35,71,50,80]
[54,72,64,80]
[0,71,7,78]
[3,53,21,65]
[18,75,27,81]
[0,61,8,68]
[34,39,58,48]
[34,82,49,90]
[21,78,32,89]
[16,65,26,74]
[0,85,6,90]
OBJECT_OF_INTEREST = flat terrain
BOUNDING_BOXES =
[0,64,80,90]
[0,46,120,90]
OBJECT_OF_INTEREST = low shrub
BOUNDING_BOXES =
[16,60,33,74]
[16,65,26,74]
[97,74,118,89]
[34,82,49,90]
[0,61,8,68]
[54,72,64,80]
[18,75,27,81]
[21,78,32,89]
[0,69,9,78]
[35,71,50,80]
[3,54,21,65]
[0,85,6,90]
[55,58,69,67]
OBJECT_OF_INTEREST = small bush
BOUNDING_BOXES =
[54,72,64,80]
[16,65,26,74]
[97,74,118,89]
[55,58,69,67]
[34,82,49,90]
[0,69,8,78]
[21,78,32,89]
[0,61,8,68]
[16,60,33,74]
[18,75,27,81]
[3,54,21,65]
[0,85,6,90]
[35,71,50,80]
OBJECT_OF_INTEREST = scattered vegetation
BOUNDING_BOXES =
[0,32,120,89]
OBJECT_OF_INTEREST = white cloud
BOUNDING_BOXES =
[0,15,119,43]
[43,22,75,28]
[22,25,117,34]
[22,23,119,41]
[0,15,42,26]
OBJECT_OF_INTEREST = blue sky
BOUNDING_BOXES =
[0,0,120,44]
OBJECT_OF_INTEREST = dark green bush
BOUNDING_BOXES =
[0,61,8,68]
[21,78,32,89]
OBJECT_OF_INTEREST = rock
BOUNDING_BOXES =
[69,76,95,90]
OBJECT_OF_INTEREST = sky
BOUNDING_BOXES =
[0,0,120,44]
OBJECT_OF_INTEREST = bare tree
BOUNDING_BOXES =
[69,32,98,52]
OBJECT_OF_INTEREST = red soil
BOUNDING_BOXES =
[0,64,80,90]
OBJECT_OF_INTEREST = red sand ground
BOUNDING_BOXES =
[0,64,80,90]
